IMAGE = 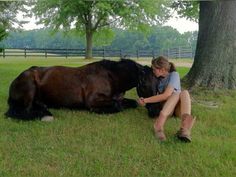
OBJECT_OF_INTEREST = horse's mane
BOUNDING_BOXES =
[99,58,142,72]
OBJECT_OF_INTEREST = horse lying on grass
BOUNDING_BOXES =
[5,59,162,121]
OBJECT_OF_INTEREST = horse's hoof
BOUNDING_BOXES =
[41,116,54,122]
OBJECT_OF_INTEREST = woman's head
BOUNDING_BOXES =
[151,56,176,77]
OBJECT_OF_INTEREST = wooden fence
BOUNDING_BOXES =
[0,47,195,59]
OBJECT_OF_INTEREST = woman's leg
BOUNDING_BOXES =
[173,90,191,117]
[176,90,195,142]
[154,93,180,141]
[179,90,191,115]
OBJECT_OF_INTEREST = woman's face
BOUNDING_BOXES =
[152,65,168,77]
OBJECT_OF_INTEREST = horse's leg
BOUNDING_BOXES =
[146,103,162,118]
[121,98,138,109]
[31,101,54,121]
[89,100,123,114]
[89,97,138,113]
[86,94,123,114]
[5,69,53,120]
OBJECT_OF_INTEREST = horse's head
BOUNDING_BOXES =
[137,66,162,118]
[137,66,157,97]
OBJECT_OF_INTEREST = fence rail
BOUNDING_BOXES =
[0,47,195,59]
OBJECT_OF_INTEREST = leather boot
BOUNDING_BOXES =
[177,114,195,142]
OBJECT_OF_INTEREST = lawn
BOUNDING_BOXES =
[0,57,235,177]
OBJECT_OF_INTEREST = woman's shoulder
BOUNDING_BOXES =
[170,71,180,77]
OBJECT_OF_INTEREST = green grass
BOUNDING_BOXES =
[0,57,235,177]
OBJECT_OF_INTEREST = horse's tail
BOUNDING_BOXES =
[5,67,47,120]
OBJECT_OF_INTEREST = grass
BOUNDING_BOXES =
[0,57,235,177]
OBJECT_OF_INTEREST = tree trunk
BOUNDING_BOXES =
[85,30,93,59]
[184,0,236,89]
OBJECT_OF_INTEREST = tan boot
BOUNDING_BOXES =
[177,114,196,142]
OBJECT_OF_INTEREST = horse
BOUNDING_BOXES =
[5,59,145,121]
[136,65,162,118]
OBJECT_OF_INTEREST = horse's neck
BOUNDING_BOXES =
[117,66,139,90]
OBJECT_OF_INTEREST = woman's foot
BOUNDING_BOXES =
[177,114,196,143]
[154,125,166,141]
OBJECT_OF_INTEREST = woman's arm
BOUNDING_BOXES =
[140,85,174,105]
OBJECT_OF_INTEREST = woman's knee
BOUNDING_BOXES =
[180,90,190,98]
[159,110,168,117]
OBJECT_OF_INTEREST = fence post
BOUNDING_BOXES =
[24,48,27,58]
[45,49,47,58]
[103,48,105,59]
[3,48,5,58]
[167,48,170,58]
[178,47,181,59]
[152,50,155,59]
[120,49,122,58]
[190,46,193,59]
[66,48,68,59]
[136,49,139,59]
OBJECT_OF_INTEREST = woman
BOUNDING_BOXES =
[137,56,195,142]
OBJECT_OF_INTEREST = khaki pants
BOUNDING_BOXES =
[161,90,191,118]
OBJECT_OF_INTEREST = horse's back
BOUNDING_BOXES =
[31,65,113,108]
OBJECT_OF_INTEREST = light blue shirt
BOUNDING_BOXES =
[157,71,181,94]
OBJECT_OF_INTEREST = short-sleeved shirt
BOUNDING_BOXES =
[157,71,181,94]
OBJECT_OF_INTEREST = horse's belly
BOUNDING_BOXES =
[40,85,85,108]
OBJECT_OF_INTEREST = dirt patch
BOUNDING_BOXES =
[173,62,193,68]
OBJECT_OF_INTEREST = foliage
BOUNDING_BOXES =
[0,1,27,42]
[0,26,198,52]
[93,28,115,47]
[31,0,172,58]
[32,0,170,32]
[171,0,199,22]
[0,58,236,176]
[0,26,7,42]
[0,29,84,49]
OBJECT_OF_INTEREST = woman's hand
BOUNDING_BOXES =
[137,97,146,106]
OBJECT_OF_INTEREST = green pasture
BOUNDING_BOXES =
[0,57,235,177]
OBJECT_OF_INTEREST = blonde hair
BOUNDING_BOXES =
[151,56,176,72]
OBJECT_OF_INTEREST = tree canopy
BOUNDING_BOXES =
[171,0,199,22]
[32,0,171,58]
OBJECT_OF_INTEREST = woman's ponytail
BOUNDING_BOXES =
[169,62,176,72]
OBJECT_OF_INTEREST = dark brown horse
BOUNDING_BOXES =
[136,66,162,118]
[5,59,144,121]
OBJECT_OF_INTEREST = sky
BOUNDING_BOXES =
[164,17,198,33]
[18,14,198,34]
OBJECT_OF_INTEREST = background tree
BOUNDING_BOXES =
[1,26,197,52]
[0,1,26,43]
[173,0,236,89]
[32,0,171,59]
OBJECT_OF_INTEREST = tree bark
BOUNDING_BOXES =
[184,0,236,89]
[85,10,93,59]
[85,30,93,59]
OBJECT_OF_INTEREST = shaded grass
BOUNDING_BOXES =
[0,57,235,177]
